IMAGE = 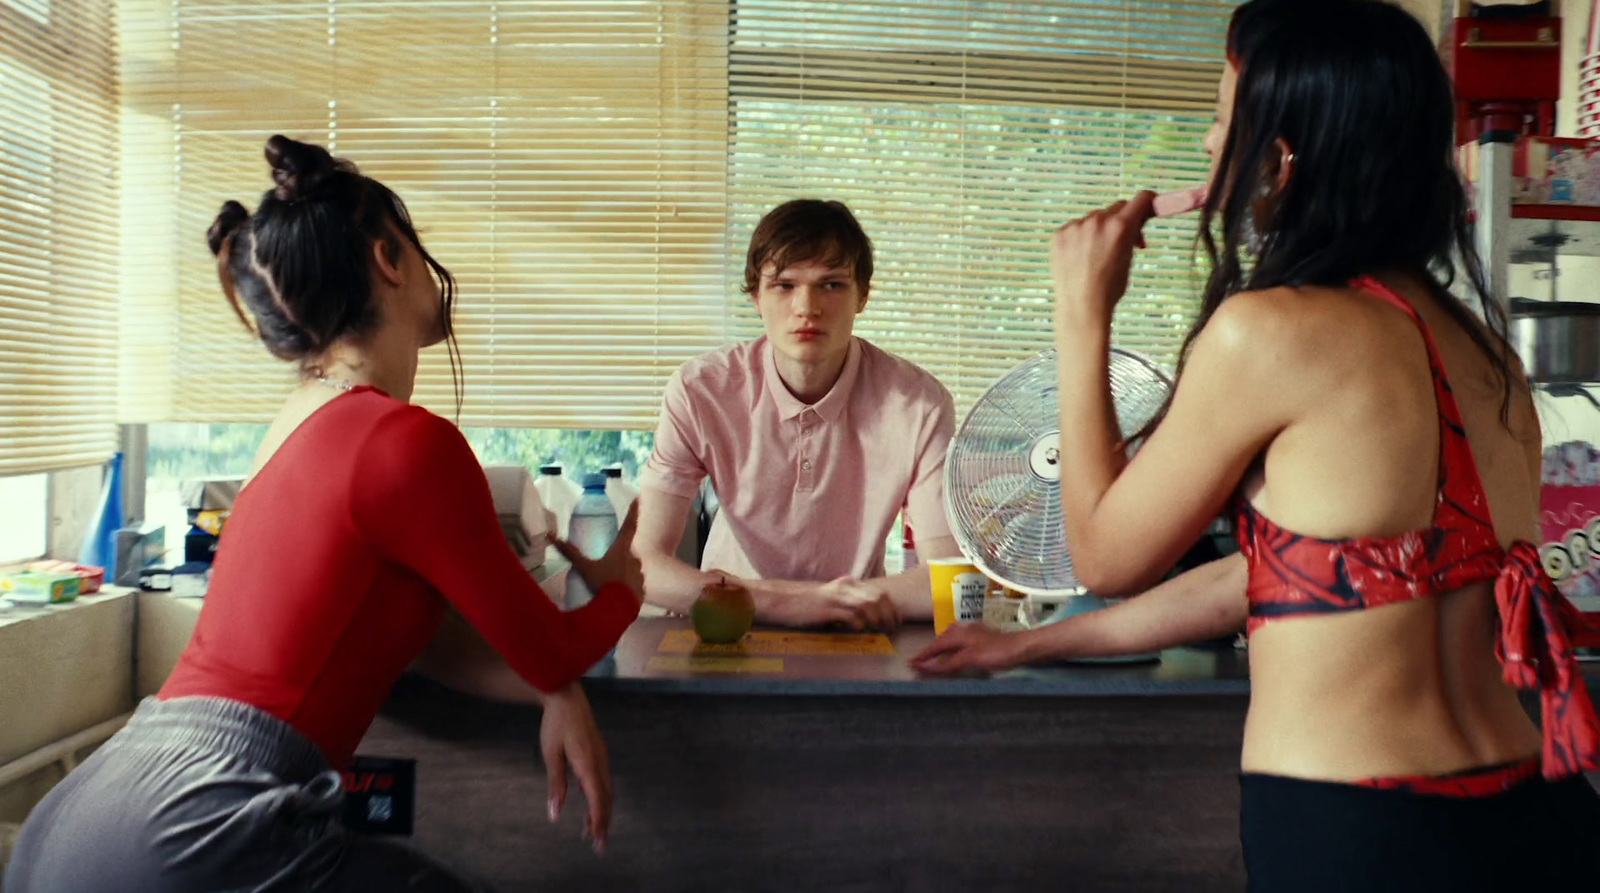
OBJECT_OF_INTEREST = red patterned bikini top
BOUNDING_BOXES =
[1235,275,1600,780]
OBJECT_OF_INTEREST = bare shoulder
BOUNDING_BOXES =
[1187,287,1329,373]
[1185,285,1419,416]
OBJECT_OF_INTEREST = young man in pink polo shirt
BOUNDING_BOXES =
[635,199,961,630]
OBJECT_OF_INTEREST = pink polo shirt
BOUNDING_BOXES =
[642,336,955,582]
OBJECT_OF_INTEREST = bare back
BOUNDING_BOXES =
[1240,273,1543,780]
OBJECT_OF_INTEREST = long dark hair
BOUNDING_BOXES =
[206,135,463,415]
[1155,0,1514,433]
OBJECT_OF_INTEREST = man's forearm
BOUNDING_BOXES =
[639,550,722,615]
[871,565,934,620]
[644,551,937,626]
[638,549,832,622]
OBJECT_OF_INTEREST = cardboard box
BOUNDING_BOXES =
[2,572,82,605]
[24,561,105,594]
[484,466,551,569]
[179,477,243,512]
[114,523,167,587]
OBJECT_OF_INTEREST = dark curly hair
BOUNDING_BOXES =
[206,135,461,410]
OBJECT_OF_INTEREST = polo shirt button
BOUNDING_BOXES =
[801,460,813,471]
[802,427,813,436]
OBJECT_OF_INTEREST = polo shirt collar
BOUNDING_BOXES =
[762,336,862,423]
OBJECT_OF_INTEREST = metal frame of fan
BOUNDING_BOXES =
[944,347,1174,599]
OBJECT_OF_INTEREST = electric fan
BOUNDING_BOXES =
[944,347,1174,632]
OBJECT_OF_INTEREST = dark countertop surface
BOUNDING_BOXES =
[585,617,1253,697]
[585,617,1600,698]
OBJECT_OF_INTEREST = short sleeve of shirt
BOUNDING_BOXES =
[903,384,956,542]
[640,367,708,499]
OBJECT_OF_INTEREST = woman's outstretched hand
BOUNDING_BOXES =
[552,502,644,603]
[909,622,1030,675]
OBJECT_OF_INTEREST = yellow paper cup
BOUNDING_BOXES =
[927,557,991,634]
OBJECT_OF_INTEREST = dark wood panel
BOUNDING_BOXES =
[363,676,1250,892]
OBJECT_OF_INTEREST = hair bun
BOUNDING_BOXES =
[265,134,337,202]
[207,200,250,256]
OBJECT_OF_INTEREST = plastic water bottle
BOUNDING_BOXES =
[603,466,639,519]
[563,473,618,610]
[535,463,581,539]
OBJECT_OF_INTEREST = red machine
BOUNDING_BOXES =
[1445,0,1562,142]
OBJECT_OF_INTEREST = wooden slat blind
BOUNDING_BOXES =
[114,0,1234,429]
[725,0,1236,409]
[0,0,120,474]
[119,0,731,427]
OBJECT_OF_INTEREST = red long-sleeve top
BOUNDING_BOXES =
[160,387,638,765]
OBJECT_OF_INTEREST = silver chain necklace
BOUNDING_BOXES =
[314,375,357,392]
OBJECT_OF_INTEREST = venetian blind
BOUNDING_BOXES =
[727,0,1238,409]
[119,0,730,428]
[0,0,120,475]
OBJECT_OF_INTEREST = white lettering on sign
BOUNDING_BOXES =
[1540,516,1600,582]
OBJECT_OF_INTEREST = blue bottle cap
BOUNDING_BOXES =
[582,472,608,490]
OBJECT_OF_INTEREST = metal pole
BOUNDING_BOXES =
[119,424,148,527]
[1476,133,1515,318]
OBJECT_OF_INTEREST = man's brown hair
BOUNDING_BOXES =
[741,199,873,295]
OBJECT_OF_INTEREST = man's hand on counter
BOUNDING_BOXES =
[713,575,901,631]
[785,577,901,631]
[817,577,901,631]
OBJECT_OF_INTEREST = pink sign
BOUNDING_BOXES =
[1538,484,1600,600]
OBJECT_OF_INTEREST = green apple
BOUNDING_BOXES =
[692,578,755,644]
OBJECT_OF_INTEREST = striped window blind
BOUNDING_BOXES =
[118,0,730,428]
[115,0,1234,430]
[0,0,120,475]
[726,0,1237,408]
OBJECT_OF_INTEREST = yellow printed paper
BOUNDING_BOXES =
[645,655,785,674]
[658,629,896,656]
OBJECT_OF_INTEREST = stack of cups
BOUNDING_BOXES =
[1583,0,1600,138]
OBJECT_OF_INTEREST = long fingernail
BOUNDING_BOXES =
[548,798,560,822]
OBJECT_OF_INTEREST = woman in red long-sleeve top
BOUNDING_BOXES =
[5,135,641,893]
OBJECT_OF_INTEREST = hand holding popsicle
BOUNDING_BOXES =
[1050,186,1208,331]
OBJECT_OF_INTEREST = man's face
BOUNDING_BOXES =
[753,258,869,367]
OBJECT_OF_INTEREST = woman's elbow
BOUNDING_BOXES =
[1071,545,1149,599]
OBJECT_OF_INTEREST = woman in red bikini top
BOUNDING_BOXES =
[916,0,1600,889]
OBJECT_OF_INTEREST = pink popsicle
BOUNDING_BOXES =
[1152,185,1208,218]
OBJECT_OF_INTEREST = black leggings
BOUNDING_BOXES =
[1240,771,1600,892]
